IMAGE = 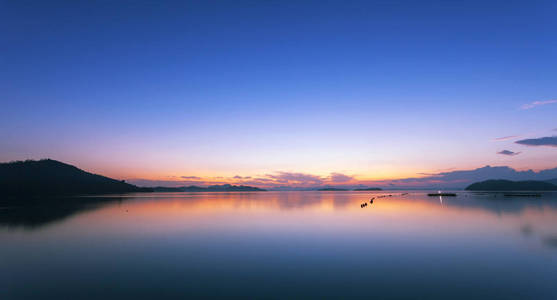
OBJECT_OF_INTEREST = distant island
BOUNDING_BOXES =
[353,187,382,191]
[546,178,557,186]
[153,184,266,192]
[465,179,557,191]
[317,187,381,191]
[0,159,152,197]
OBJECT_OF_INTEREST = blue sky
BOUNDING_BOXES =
[1,0,556,186]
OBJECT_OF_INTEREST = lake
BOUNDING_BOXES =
[2,191,557,299]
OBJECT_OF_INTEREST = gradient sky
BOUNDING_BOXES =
[1,0,556,187]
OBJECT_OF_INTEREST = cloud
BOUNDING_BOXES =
[263,172,353,185]
[127,179,214,187]
[383,165,557,189]
[265,172,324,185]
[181,176,201,180]
[515,136,557,147]
[542,236,557,249]
[329,172,353,183]
[130,164,557,189]
[493,135,519,141]
[497,150,521,156]
[520,99,557,110]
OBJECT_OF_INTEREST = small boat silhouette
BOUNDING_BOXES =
[427,192,456,197]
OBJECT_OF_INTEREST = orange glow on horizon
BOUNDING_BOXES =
[66,157,557,189]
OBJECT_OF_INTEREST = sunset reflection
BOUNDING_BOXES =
[3,192,557,299]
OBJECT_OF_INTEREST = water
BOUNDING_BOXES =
[2,191,557,299]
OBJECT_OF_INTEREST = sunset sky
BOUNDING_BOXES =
[2,0,556,187]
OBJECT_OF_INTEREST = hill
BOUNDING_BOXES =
[0,159,152,196]
[153,184,265,192]
[465,179,557,191]
[318,188,348,191]
[354,187,382,191]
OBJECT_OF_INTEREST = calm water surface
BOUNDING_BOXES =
[2,191,557,299]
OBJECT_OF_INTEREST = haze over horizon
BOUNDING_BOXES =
[2,0,556,188]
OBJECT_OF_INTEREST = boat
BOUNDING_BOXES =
[427,192,456,197]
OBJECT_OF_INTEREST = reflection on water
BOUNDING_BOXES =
[2,191,557,299]
[0,197,125,229]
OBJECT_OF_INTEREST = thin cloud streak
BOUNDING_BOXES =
[493,135,520,141]
[520,99,557,110]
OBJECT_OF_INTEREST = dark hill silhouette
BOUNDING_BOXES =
[465,179,557,191]
[354,187,382,191]
[0,159,152,196]
[153,184,265,192]
[0,197,123,228]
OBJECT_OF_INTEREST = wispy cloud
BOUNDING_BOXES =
[515,136,557,147]
[181,176,201,180]
[493,135,519,141]
[497,150,521,156]
[265,172,324,185]
[520,99,557,110]
[128,179,215,187]
[329,172,353,183]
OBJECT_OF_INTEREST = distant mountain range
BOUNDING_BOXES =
[0,159,152,196]
[465,179,557,191]
[153,184,266,192]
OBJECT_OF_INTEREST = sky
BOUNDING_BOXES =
[1,0,556,188]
